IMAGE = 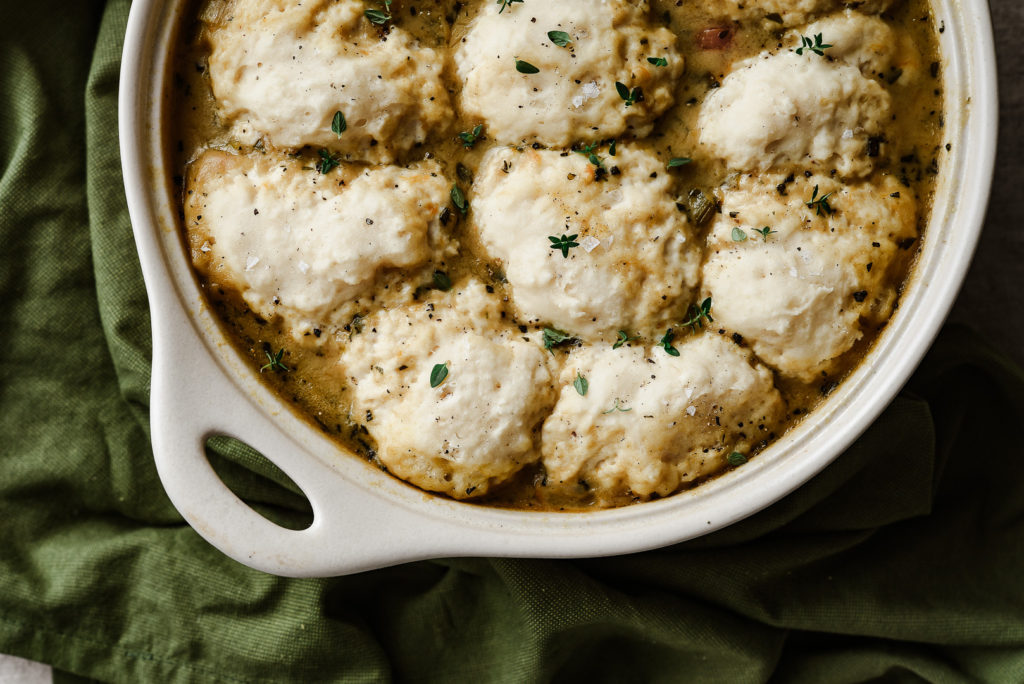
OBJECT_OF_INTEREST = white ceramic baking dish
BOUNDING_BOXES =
[120,0,997,577]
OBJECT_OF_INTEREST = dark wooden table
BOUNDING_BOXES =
[948,1,1023,366]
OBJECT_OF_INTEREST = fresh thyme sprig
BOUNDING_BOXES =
[542,327,573,353]
[683,297,714,333]
[795,33,832,56]
[806,185,835,216]
[260,348,289,373]
[615,81,644,107]
[754,226,778,241]
[575,142,605,169]
[659,328,681,357]
[602,398,632,414]
[548,233,580,258]
[365,0,392,25]
[316,149,340,174]
[458,124,484,149]
[497,0,523,13]
[612,330,638,349]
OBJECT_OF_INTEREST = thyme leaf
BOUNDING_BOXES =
[548,30,572,47]
[331,111,347,137]
[515,59,540,74]
[573,371,589,396]
[429,362,449,388]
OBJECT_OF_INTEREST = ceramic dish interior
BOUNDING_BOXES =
[120,0,997,577]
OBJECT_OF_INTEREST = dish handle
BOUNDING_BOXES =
[148,299,438,577]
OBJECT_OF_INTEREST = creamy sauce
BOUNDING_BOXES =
[167,0,946,510]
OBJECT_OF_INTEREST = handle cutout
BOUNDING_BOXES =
[204,435,314,531]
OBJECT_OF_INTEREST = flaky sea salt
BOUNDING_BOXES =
[580,236,601,253]
[582,81,600,98]
[686,405,697,416]
[298,260,310,274]
[200,241,211,253]
[245,255,260,271]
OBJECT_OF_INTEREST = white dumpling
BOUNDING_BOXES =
[204,0,451,162]
[701,173,918,380]
[454,0,683,146]
[698,50,892,178]
[186,150,450,335]
[472,146,701,341]
[541,334,785,504]
[339,282,556,499]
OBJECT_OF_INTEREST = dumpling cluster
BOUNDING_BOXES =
[697,10,921,381]
[183,0,925,506]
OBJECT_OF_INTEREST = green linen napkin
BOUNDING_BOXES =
[2,2,1023,682]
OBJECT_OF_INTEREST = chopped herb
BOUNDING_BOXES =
[515,59,540,74]
[429,362,449,388]
[609,139,617,156]
[683,188,716,225]
[795,33,832,57]
[602,398,632,414]
[542,326,572,353]
[615,81,644,107]
[731,227,748,242]
[727,451,747,466]
[260,348,289,373]
[331,110,347,137]
[316,149,339,174]
[451,184,469,215]
[497,0,523,13]
[548,233,580,258]
[658,329,681,356]
[548,30,572,47]
[575,142,607,169]
[647,56,668,67]
[364,0,392,25]
[683,297,714,332]
[458,124,484,148]
[432,270,452,291]
[754,226,777,241]
[806,184,835,217]
[613,330,638,349]
[573,372,589,396]
[667,157,692,168]
[348,314,364,339]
